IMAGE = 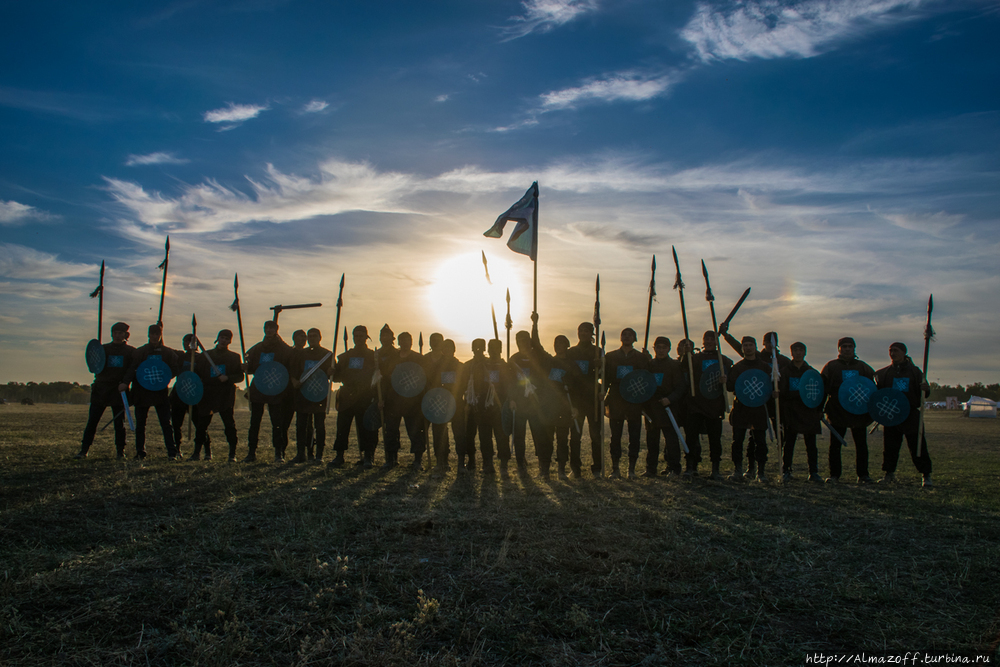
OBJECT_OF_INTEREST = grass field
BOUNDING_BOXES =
[1,405,998,666]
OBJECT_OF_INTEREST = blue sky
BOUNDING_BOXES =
[1,0,998,385]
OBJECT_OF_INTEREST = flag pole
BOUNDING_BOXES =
[672,247,696,396]
[701,260,730,414]
[230,274,249,391]
[917,295,934,457]
[643,256,656,354]
[157,236,170,327]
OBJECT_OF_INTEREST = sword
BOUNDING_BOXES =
[505,289,512,361]
[665,406,689,455]
[270,302,322,322]
[821,417,848,448]
[720,287,752,332]
[121,391,135,431]
[301,351,333,383]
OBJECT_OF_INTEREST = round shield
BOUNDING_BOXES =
[620,369,657,404]
[798,369,825,409]
[838,375,877,415]
[391,361,426,398]
[363,401,382,431]
[698,364,723,400]
[253,361,289,396]
[300,371,330,403]
[422,387,457,424]
[868,388,911,427]
[735,369,771,408]
[85,339,106,374]
[136,357,172,391]
[501,398,515,436]
[174,371,204,406]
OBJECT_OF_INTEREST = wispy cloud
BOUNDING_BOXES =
[501,0,599,40]
[681,0,929,62]
[540,71,678,110]
[203,102,269,124]
[0,200,55,225]
[302,99,329,113]
[0,243,95,279]
[125,151,190,167]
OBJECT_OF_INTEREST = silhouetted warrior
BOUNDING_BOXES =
[643,336,687,478]
[330,325,377,468]
[290,328,332,463]
[120,324,181,459]
[169,333,200,454]
[727,336,772,482]
[566,322,602,478]
[384,331,427,470]
[821,337,876,483]
[191,329,244,461]
[603,328,650,479]
[874,342,933,487]
[462,338,510,476]
[426,339,464,472]
[245,321,292,463]
[775,341,822,482]
[77,322,135,459]
[549,335,584,480]
[687,331,733,479]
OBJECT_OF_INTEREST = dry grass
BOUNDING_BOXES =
[1,405,998,666]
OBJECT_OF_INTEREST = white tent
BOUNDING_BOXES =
[965,396,997,419]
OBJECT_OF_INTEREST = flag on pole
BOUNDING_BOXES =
[483,182,538,261]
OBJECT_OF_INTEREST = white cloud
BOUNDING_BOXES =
[0,243,95,279]
[434,94,450,103]
[681,0,929,62]
[540,71,678,110]
[203,102,269,124]
[502,0,599,40]
[303,99,329,113]
[125,151,190,167]
[0,200,54,225]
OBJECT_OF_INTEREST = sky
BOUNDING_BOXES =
[1,0,998,386]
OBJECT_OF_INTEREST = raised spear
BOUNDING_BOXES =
[643,256,656,354]
[90,261,105,342]
[701,260,729,413]
[482,251,500,341]
[672,247,696,396]
[188,313,197,441]
[419,332,424,355]
[326,273,345,416]
[229,274,249,390]
[593,274,602,468]
[505,288,512,361]
[770,333,784,458]
[157,236,169,327]
[917,295,934,457]
[599,330,607,478]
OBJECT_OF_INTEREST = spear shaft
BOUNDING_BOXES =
[917,295,934,457]
[593,274,602,470]
[701,260,729,413]
[643,256,656,354]
[231,274,249,390]
[188,313,197,442]
[672,247,696,396]
[157,237,169,327]
[327,274,345,415]
[599,331,607,477]
[482,251,500,341]
[505,289,512,361]
[97,261,105,342]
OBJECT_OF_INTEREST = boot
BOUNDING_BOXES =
[539,460,550,480]
[571,465,582,479]
[747,460,757,479]
[274,449,285,463]
[755,463,768,483]
[557,462,568,480]
[683,463,697,480]
[921,474,933,488]
[291,444,307,464]
[314,443,325,463]
[328,453,345,468]
[627,460,636,480]
[610,460,621,479]
[482,457,495,475]
[411,452,424,471]
[203,442,212,461]
[242,444,257,463]
[728,463,744,482]
[709,462,724,481]
[499,459,509,479]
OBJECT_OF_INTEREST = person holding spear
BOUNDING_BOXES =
[688,330,734,479]
[192,329,244,462]
[76,322,135,459]
[642,336,688,478]
[874,339,933,487]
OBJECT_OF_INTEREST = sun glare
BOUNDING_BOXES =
[426,252,528,347]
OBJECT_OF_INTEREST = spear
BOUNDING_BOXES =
[230,274,249,390]
[188,313,197,442]
[593,274,602,468]
[770,333,784,460]
[701,260,729,413]
[327,274,345,415]
[917,295,934,457]
[343,326,349,357]
[90,261,105,342]
[505,288,512,361]
[157,236,169,327]
[643,256,656,354]
[672,247,696,396]
[482,251,500,341]
[599,331,607,478]
[419,332,424,355]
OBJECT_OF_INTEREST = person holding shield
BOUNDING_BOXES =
[289,328,333,463]
[245,321,293,463]
[688,331,734,480]
[77,322,135,459]
[603,328,650,479]
[566,322,602,478]
[330,325,378,469]
[192,329,244,461]
[778,342,823,483]
[386,331,428,470]
[169,334,201,454]
[820,337,876,484]
[120,324,181,459]
[427,339,465,472]
[643,336,687,478]
[874,342,933,487]
[727,336,773,482]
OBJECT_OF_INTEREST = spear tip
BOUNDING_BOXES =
[671,245,678,260]
[165,235,170,250]
[234,273,239,288]
[339,273,345,288]
[701,259,708,275]
[651,255,656,270]
[596,274,600,289]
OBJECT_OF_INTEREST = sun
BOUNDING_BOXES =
[426,251,528,349]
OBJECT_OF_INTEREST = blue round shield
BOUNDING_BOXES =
[868,388,911,427]
[838,375,876,415]
[363,401,382,431]
[174,371,204,406]
[85,339,106,374]
[391,361,426,398]
[698,364,723,400]
[735,369,771,408]
[501,398,515,436]
[300,371,330,403]
[253,361,289,396]
[422,387,456,424]
[621,369,657,404]
[798,369,824,409]
[136,357,172,391]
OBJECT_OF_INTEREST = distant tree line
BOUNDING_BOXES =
[929,383,1000,402]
